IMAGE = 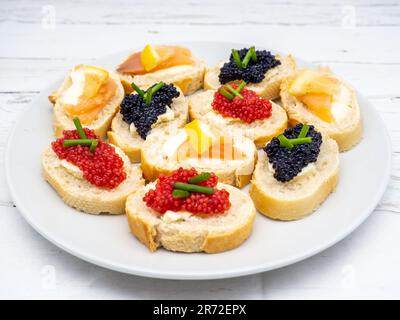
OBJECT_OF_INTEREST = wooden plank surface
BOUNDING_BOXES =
[1,0,399,299]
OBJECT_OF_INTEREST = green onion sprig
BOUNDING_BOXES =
[73,117,87,139]
[218,80,247,100]
[188,172,211,184]
[231,49,243,69]
[174,182,215,195]
[278,124,313,150]
[131,82,145,98]
[131,81,165,106]
[63,139,96,147]
[231,47,257,69]
[172,189,190,199]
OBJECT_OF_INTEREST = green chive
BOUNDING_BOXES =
[188,172,211,184]
[226,84,243,99]
[144,81,165,106]
[278,134,294,150]
[219,88,234,100]
[289,137,312,146]
[237,81,246,93]
[172,189,190,199]
[242,47,254,68]
[63,139,96,147]
[173,182,214,195]
[89,140,98,152]
[72,117,87,139]
[298,124,310,139]
[145,89,153,106]
[131,82,145,98]
[231,49,243,69]
[250,46,257,62]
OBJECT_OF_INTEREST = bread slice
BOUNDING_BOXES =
[118,57,205,96]
[50,70,124,139]
[188,90,288,148]
[249,135,339,220]
[126,182,256,253]
[204,54,296,100]
[107,87,189,163]
[140,126,257,188]
[42,145,144,215]
[280,69,363,152]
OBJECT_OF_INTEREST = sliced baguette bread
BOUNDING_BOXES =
[189,90,288,148]
[204,54,296,100]
[118,57,205,96]
[140,126,257,188]
[42,145,144,215]
[126,182,256,253]
[280,68,362,152]
[107,86,189,163]
[249,135,339,221]
[50,68,124,139]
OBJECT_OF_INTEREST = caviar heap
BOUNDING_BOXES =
[219,48,281,84]
[143,168,231,214]
[212,84,272,123]
[120,84,180,139]
[265,124,322,182]
[52,129,126,188]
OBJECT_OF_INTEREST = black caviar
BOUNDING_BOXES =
[265,124,322,182]
[120,84,179,139]
[219,48,281,84]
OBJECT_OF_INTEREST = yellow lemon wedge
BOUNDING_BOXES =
[141,44,161,72]
[298,93,334,122]
[184,120,214,156]
[76,65,109,98]
[289,69,339,97]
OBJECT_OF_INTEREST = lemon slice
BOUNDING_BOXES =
[76,65,109,98]
[141,44,161,72]
[184,120,214,156]
[289,69,339,96]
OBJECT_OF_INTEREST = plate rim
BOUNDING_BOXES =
[5,41,392,280]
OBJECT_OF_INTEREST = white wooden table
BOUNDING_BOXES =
[1,0,399,299]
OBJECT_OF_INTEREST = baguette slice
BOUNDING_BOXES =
[204,54,296,100]
[118,57,205,96]
[189,90,288,148]
[249,135,339,220]
[141,126,257,188]
[107,87,188,163]
[42,146,144,215]
[50,69,124,139]
[280,68,362,152]
[126,182,256,253]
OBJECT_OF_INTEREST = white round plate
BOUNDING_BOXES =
[6,41,391,280]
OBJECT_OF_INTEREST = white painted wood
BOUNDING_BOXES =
[1,0,399,299]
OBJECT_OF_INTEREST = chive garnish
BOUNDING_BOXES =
[250,47,257,62]
[290,137,312,146]
[131,82,145,98]
[63,139,97,147]
[173,182,215,195]
[89,140,98,152]
[237,81,246,93]
[73,117,87,139]
[278,135,294,150]
[298,124,310,139]
[242,47,254,68]
[188,172,211,184]
[231,49,243,69]
[225,84,244,99]
[144,81,165,106]
[219,88,234,100]
[172,189,190,199]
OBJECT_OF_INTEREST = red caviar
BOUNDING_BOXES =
[212,84,272,123]
[143,168,231,214]
[52,128,126,189]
